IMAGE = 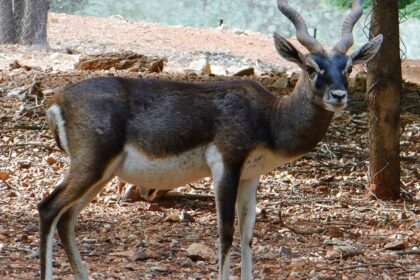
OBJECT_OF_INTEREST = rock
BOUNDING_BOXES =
[384,240,407,250]
[165,212,182,222]
[288,71,300,86]
[278,246,292,256]
[139,186,169,202]
[75,51,148,71]
[290,271,299,277]
[132,249,157,261]
[23,223,38,233]
[149,58,166,73]
[326,245,363,259]
[233,67,254,77]
[186,243,215,261]
[187,55,213,75]
[272,76,289,89]
[180,211,195,223]
[121,184,142,202]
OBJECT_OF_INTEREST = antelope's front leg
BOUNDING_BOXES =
[214,169,240,280]
[236,178,259,280]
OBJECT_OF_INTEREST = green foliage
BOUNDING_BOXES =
[405,2,420,18]
[323,0,420,18]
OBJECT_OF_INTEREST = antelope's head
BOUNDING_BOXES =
[274,0,383,112]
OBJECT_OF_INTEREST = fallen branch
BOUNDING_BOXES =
[166,191,214,200]
[0,143,59,152]
[317,262,399,271]
[396,249,420,256]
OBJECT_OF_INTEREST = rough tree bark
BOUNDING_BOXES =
[20,0,49,46]
[0,0,17,43]
[367,0,401,199]
[0,0,48,46]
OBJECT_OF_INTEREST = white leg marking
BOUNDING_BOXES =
[220,256,231,280]
[46,105,69,153]
[44,206,70,280]
[205,144,224,189]
[236,178,259,280]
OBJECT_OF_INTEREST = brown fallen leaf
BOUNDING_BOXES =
[0,171,10,181]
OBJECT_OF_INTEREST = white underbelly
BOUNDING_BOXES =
[115,144,210,189]
[114,144,299,189]
[240,147,298,180]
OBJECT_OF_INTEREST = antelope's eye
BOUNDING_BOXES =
[344,66,353,75]
[306,65,316,76]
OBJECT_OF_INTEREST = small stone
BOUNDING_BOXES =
[278,246,292,256]
[23,223,37,233]
[132,250,149,261]
[272,76,289,89]
[290,271,299,277]
[165,212,181,222]
[384,240,407,250]
[186,243,215,261]
[325,248,341,259]
[149,58,165,73]
[121,185,142,202]
[180,211,195,223]
[233,67,254,77]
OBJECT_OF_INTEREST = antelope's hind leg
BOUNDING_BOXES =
[38,157,119,280]
[236,178,259,280]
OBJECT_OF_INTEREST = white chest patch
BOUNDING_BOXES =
[115,144,210,189]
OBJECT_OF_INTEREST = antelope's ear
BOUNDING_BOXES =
[274,32,305,66]
[350,34,383,65]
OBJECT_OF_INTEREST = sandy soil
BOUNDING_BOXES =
[0,13,419,84]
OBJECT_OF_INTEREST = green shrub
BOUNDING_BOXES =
[324,0,420,18]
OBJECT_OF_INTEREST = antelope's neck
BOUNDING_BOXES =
[270,79,334,157]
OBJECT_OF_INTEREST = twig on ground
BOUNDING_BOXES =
[278,206,326,235]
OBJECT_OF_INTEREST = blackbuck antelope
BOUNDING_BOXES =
[38,0,382,279]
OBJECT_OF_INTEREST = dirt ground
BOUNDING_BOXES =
[0,13,419,280]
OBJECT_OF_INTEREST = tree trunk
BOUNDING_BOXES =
[366,0,401,199]
[14,0,25,42]
[0,0,17,43]
[20,0,49,46]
